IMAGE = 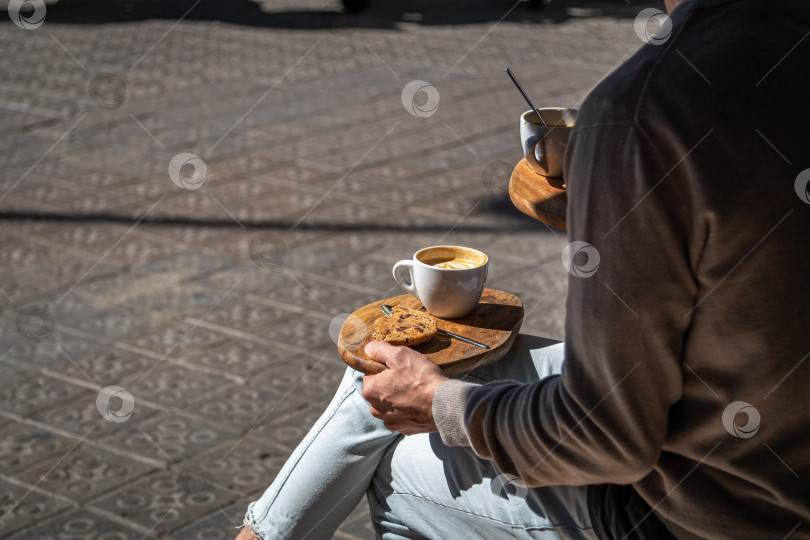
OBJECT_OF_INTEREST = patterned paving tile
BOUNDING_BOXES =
[124,364,232,409]
[31,391,161,439]
[180,384,305,436]
[0,361,36,386]
[0,271,58,310]
[252,274,382,317]
[0,478,73,537]
[96,411,237,465]
[42,346,159,387]
[87,471,234,535]
[250,405,325,453]
[187,436,291,496]
[57,305,167,342]
[12,446,154,504]
[32,226,179,267]
[260,312,335,351]
[0,424,76,477]
[0,331,104,369]
[71,251,234,310]
[172,500,248,540]
[196,297,297,334]
[121,321,231,357]
[0,238,64,271]
[244,355,346,407]
[8,508,143,539]
[180,336,289,378]
[0,374,87,418]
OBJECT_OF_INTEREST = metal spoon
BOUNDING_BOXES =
[380,305,490,349]
[506,67,547,127]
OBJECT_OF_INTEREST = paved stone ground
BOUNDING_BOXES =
[0,0,660,537]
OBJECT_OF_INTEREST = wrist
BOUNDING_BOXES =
[426,374,450,423]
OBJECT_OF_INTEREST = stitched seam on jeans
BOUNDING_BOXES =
[254,384,357,525]
[382,492,594,533]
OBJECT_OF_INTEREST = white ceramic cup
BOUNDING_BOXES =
[392,245,488,319]
[520,107,578,178]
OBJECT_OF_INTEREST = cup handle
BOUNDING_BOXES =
[392,260,419,301]
[527,133,544,166]
[534,141,544,166]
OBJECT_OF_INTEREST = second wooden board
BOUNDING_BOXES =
[509,157,567,230]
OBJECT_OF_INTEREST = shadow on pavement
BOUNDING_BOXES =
[40,0,651,29]
[0,191,562,234]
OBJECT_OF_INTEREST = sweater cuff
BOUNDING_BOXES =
[432,379,481,447]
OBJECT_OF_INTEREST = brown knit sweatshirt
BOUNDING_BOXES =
[432,1,810,538]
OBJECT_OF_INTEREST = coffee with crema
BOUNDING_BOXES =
[416,246,487,270]
[422,257,479,270]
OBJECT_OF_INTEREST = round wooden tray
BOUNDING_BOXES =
[338,288,523,376]
[509,158,567,230]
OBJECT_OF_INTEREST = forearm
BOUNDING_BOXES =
[434,371,665,487]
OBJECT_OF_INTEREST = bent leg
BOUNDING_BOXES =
[245,335,582,539]
[244,366,402,540]
[463,334,566,385]
[369,434,594,539]
[368,335,596,539]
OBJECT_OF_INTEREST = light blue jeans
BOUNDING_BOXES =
[244,335,597,539]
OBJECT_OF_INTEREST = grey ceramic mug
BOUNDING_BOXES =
[520,108,578,178]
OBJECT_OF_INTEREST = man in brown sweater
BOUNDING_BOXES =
[238,0,809,538]
[363,0,810,537]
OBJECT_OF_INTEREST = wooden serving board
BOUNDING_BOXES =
[509,158,567,230]
[338,288,523,376]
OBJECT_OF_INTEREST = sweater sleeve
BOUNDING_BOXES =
[433,122,698,487]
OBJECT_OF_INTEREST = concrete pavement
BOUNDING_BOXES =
[0,0,654,537]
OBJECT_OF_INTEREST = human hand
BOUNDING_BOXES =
[361,340,449,435]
